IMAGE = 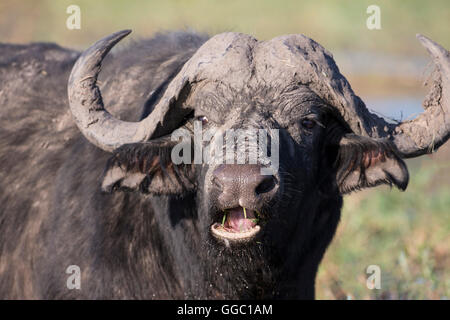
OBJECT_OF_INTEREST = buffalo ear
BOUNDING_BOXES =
[334,134,409,194]
[101,139,195,195]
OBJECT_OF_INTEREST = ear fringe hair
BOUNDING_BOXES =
[335,134,408,194]
[104,141,195,193]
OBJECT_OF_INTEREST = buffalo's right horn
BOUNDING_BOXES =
[67,30,190,152]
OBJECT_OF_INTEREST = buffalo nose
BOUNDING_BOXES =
[212,164,279,208]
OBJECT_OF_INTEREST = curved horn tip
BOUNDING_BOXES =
[69,29,132,80]
[111,29,133,39]
[96,29,132,51]
[416,33,449,61]
[67,29,135,152]
[84,29,132,56]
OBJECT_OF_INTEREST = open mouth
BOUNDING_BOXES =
[211,207,261,242]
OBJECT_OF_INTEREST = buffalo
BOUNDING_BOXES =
[0,30,449,299]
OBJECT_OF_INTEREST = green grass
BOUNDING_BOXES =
[317,160,450,300]
[1,0,449,54]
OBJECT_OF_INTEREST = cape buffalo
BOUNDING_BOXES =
[0,30,449,299]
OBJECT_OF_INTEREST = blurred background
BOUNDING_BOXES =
[1,0,448,299]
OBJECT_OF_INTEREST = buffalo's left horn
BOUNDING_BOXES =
[365,35,450,158]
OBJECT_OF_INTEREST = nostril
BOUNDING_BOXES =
[255,176,277,195]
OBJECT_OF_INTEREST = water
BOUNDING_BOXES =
[365,97,424,122]
[334,51,429,122]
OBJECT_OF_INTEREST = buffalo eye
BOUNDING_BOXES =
[301,118,316,130]
[197,115,209,126]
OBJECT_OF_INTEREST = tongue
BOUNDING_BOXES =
[224,207,257,232]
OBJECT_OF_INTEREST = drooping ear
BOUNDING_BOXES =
[334,134,409,194]
[101,137,195,195]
